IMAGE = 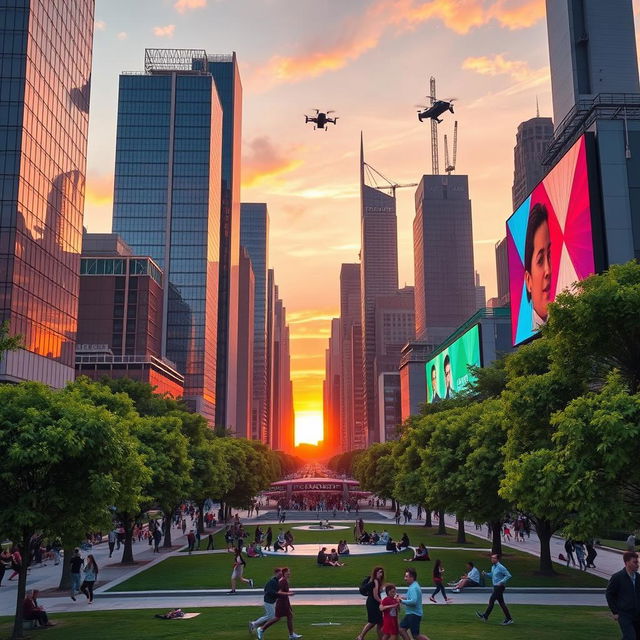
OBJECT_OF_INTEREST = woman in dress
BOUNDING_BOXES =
[228,546,253,594]
[80,554,99,604]
[356,565,384,640]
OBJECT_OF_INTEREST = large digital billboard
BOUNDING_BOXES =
[426,324,481,403]
[507,134,597,346]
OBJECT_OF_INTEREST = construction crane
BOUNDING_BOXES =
[362,160,418,196]
[430,76,439,175]
[444,120,458,175]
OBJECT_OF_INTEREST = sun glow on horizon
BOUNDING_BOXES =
[295,411,324,447]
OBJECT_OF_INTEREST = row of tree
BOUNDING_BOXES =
[0,368,300,638]
[338,263,640,576]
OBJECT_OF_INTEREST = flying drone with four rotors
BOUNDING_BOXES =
[304,109,339,130]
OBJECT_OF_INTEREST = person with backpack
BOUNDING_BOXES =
[356,566,384,640]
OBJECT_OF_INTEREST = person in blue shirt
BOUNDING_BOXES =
[476,554,513,625]
[399,568,431,640]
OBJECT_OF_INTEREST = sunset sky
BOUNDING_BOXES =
[86,0,640,446]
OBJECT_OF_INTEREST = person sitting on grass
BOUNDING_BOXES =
[404,543,430,562]
[450,561,481,592]
[338,540,350,556]
[247,542,265,558]
[273,530,286,552]
[378,530,390,546]
[398,533,410,550]
[360,531,371,544]
[23,590,55,627]
[328,548,345,566]
[317,547,330,566]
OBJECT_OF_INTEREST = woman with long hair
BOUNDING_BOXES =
[228,546,253,594]
[430,558,452,603]
[357,565,385,640]
[81,554,99,604]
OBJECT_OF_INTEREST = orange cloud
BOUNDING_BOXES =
[85,173,114,206]
[242,136,302,188]
[462,53,539,81]
[174,0,206,13]
[153,24,176,38]
[251,0,546,89]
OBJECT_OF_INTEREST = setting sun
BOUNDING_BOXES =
[295,411,324,447]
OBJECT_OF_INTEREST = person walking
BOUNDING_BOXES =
[228,546,254,594]
[249,567,282,634]
[475,553,513,625]
[265,527,273,551]
[398,568,431,640]
[575,541,587,571]
[256,567,302,639]
[380,583,401,640]
[586,540,598,568]
[429,559,452,603]
[606,551,640,639]
[564,538,576,567]
[69,548,84,601]
[187,530,196,554]
[107,529,117,558]
[356,566,385,640]
[80,555,98,604]
[153,526,162,553]
[0,549,11,586]
[7,548,21,581]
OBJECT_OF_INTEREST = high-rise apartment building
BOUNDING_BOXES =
[339,263,362,451]
[360,138,399,445]
[235,248,254,438]
[0,0,94,386]
[413,174,476,347]
[240,203,269,441]
[112,49,222,421]
[323,317,341,453]
[207,54,243,433]
[512,116,554,210]
[495,237,509,305]
[475,271,486,311]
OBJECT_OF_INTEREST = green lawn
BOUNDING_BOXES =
[0,605,617,639]
[598,539,633,552]
[112,546,606,591]
[193,522,490,550]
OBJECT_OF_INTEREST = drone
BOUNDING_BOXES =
[305,109,338,130]
[417,98,455,123]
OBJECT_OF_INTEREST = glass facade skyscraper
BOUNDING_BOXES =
[0,0,94,387]
[207,54,242,432]
[112,49,222,421]
[240,202,269,441]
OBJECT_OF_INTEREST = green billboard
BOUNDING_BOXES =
[425,324,481,403]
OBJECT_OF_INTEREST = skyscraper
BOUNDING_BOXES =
[0,0,94,386]
[323,317,341,453]
[207,54,243,432]
[235,247,254,438]
[360,137,399,445]
[512,116,554,210]
[413,175,476,347]
[339,263,361,451]
[240,203,269,442]
[112,49,222,421]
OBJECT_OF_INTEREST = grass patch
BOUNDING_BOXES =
[598,539,632,552]
[193,522,490,551]
[0,605,616,639]
[112,546,606,591]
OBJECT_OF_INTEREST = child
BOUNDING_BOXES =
[380,583,401,640]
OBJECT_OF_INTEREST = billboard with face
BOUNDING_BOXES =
[507,134,597,346]
[426,324,481,403]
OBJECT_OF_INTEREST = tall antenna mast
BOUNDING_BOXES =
[445,121,458,175]
[430,76,439,175]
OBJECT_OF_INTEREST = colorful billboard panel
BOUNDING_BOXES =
[426,324,481,403]
[507,135,596,346]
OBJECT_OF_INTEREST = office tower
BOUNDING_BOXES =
[546,0,640,128]
[494,237,509,305]
[351,323,366,450]
[271,284,294,451]
[413,175,476,347]
[207,53,243,432]
[0,0,94,386]
[399,341,434,422]
[76,233,183,397]
[235,248,254,438]
[339,263,362,452]
[512,116,554,210]
[323,318,341,453]
[374,286,414,441]
[112,49,222,421]
[545,0,640,265]
[360,137,399,445]
[265,268,275,446]
[475,271,486,310]
[378,372,401,443]
[240,203,269,441]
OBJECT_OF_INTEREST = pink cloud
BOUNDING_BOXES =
[153,24,176,38]
[174,0,206,13]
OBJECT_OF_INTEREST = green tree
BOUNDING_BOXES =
[353,442,398,507]
[0,382,145,639]
[0,320,22,361]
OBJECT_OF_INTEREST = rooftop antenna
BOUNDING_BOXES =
[444,121,458,175]
[536,96,540,118]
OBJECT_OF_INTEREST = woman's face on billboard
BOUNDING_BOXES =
[525,219,551,320]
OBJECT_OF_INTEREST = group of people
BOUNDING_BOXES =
[563,538,598,570]
[316,546,345,567]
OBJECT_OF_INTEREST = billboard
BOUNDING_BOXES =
[426,324,481,403]
[507,134,597,346]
